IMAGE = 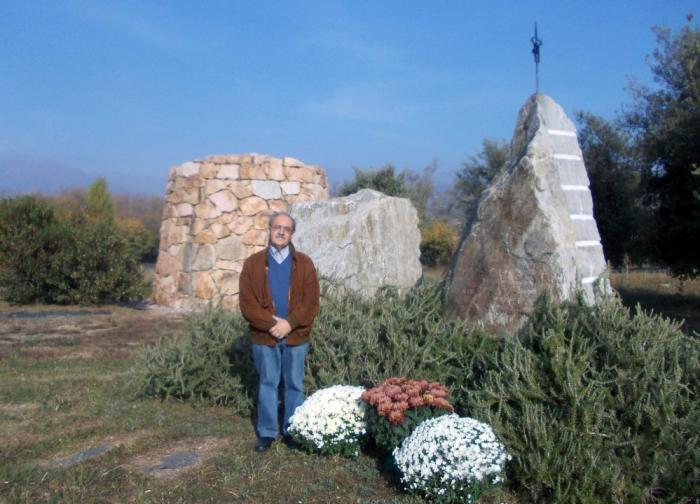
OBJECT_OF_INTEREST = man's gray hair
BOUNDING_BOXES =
[268,211,296,232]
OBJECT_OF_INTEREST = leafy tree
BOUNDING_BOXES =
[50,188,86,222]
[420,219,458,267]
[337,163,440,224]
[49,189,163,263]
[575,111,649,266]
[52,219,147,304]
[403,162,436,222]
[626,20,700,277]
[451,138,509,229]
[0,195,146,304]
[112,194,163,233]
[85,176,115,223]
[0,197,63,303]
[117,217,158,263]
[337,164,410,198]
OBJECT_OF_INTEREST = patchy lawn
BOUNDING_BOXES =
[0,305,425,503]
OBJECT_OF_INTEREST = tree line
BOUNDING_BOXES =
[1,20,696,307]
[339,20,699,278]
[0,178,161,304]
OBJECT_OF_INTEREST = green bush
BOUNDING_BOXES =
[0,197,63,303]
[0,196,147,304]
[137,281,495,417]
[137,306,256,414]
[117,217,159,263]
[463,294,700,503]
[420,220,458,266]
[306,280,496,395]
[137,282,699,502]
[51,220,147,304]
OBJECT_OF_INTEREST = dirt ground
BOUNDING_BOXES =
[0,303,188,361]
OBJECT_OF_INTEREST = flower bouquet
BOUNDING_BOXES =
[393,414,510,503]
[287,385,367,457]
[361,376,454,453]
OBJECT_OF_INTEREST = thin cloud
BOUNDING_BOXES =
[301,81,416,124]
[69,1,204,52]
[300,77,496,125]
[303,29,404,70]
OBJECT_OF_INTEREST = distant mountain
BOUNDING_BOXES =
[0,152,166,196]
[106,170,168,196]
[0,152,95,196]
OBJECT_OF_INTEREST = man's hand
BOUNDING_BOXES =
[269,315,292,339]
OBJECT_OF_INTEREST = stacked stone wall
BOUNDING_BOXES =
[153,154,329,309]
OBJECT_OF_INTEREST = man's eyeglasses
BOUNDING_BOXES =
[271,224,293,234]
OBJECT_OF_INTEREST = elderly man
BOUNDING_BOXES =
[238,211,320,452]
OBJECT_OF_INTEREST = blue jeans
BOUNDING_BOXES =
[251,341,309,439]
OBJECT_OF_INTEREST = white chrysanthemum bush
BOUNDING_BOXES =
[393,414,511,503]
[287,385,367,457]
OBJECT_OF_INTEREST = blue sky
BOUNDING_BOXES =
[1,1,696,194]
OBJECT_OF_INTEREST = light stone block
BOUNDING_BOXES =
[230,181,253,199]
[239,196,268,216]
[239,163,267,179]
[281,181,300,195]
[200,163,217,179]
[210,222,230,239]
[215,234,246,262]
[192,244,216,271]
[175,203,193,217]
[217,164,240,179]
[193,229,217,245]
[212,270,240,296]
[194,202,222,219]
[266,158,285,180]
[229,218,253,235]
[205,179,227,195]
[174,161,199,178]
[252,180,282,199]
[268,199,288,213]
[242,228,268,246]
[283,157,303,167]
[206,154,240,163]
[193,271,216,299]
[216,260,240,271]
[209,190,238,213]
[284,166,313,182]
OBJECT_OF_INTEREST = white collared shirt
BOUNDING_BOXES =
[269,245,290,264]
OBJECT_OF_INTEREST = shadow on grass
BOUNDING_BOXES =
[615,288,700,336]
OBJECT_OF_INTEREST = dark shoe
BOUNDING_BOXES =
[282,435,299,449]
[254,437,274,453]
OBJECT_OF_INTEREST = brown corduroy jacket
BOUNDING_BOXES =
[238,244,320,346]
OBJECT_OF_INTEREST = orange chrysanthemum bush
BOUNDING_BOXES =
[362,376,454,453]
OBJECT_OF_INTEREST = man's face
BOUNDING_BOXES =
[269,215,294,250]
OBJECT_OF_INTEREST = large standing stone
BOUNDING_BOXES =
[446,94,608,336]
[290,189,422,297]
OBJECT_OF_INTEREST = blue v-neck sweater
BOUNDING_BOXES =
[268,251,292,318]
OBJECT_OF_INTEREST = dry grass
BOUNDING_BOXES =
[610,269,700,295]
[0,306,431,503]
[610,270,700,336]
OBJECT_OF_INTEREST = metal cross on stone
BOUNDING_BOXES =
[531,23,543,93]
